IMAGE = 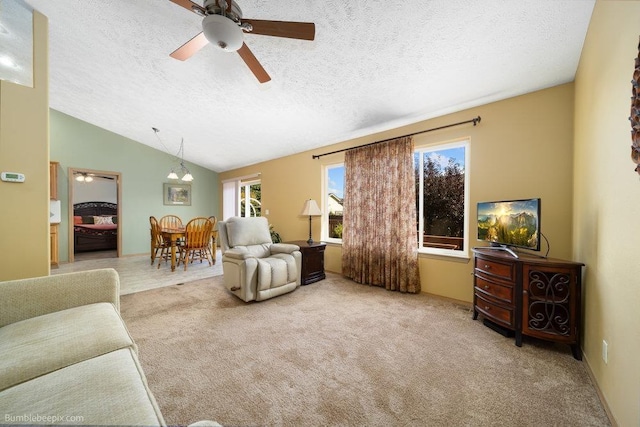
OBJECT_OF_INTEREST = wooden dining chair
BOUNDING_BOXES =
[159,215,183,230]
[178,217,214,270]
[149,216,168,265]
[151,216,175,268]
[159,214,185,253]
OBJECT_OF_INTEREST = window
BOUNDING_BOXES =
[322,164,344,242]
[321,139,469,257]
[222,175,261,220]
[239,179,261,217]
[415,139,469,257]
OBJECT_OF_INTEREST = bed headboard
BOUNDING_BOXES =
[73,201,117,217]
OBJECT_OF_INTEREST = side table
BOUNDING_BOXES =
[286,240,326,285]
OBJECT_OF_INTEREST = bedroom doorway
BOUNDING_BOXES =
[67,167,122,263]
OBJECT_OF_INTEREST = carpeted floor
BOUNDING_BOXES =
[120,273,609,427]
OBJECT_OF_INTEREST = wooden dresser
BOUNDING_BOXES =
[472,247,584,360]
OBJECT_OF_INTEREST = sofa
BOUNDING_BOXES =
[0,268,166,426]
[218,216,302,302]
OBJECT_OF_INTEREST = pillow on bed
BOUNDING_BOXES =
[94,216,114,225]
[73,215,83,224]
[81,216,94,224]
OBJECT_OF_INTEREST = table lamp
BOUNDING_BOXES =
[300,199,322,244]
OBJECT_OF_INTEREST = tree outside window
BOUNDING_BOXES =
[415,142,469,254]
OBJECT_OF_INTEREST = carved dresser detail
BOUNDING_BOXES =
[472,247,584,360]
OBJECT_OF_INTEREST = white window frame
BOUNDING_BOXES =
[322,163,344,244]
[415,138,470,259]
[239,178,261,217]
[222,173,261,220]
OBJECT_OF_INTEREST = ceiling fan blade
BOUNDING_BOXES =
[169,0,206,15]
[242,19,315,41]
[170,32,209,61]
[237,43,271,83]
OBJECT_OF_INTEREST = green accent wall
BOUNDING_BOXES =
[50,109,219,262]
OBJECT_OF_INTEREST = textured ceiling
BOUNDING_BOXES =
[21,0,595,173]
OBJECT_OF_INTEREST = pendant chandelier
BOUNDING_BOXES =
[153,127,193,182]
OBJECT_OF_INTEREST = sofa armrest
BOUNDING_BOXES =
[270,243,300,254]
[0,268,120,328]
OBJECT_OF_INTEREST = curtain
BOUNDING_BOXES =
[342,136,420,293]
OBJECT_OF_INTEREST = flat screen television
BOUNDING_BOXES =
[477,198,541,257]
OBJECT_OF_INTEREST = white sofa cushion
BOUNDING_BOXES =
[0,348,165,426]
[0,302,135,392]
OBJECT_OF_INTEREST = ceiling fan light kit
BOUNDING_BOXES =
[169,0,315,83]
[202,14,243,51]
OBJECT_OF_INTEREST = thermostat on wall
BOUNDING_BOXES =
[1,172,26,183]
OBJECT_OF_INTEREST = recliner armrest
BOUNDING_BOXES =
[223,248,253,260]
[270,243,301,254]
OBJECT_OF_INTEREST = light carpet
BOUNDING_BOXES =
[120,273,609,427]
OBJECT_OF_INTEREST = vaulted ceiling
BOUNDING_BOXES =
[22,0,595,172]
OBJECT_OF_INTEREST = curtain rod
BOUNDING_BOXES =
[312,116,481,159]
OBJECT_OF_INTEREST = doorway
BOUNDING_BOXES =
[67,167,122,262]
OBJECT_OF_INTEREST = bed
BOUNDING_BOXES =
[73,201,118,252]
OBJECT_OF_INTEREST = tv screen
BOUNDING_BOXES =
[477,198,541,251]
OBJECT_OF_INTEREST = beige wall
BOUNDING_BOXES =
[573,1,640,425]
[220,83,576,303]
[0,12,49,281]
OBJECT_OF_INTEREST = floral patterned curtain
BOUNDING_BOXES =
[342,136,420,293]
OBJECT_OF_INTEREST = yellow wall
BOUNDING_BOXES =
[0,12,49,281]
[573,1,640,425]
[220,83,576,303]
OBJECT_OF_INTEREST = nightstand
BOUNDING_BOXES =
[287,240,326,285]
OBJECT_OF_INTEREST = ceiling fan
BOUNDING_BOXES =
[74,172,115,182]
[168,0,316,83]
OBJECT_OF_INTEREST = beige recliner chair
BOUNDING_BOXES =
[218,216,302,302]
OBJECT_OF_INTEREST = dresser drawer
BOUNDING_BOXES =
[475,276,513,304]
[475,257,515,282]
[475,293,513,327]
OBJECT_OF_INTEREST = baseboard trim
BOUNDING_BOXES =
[582,351,618,427]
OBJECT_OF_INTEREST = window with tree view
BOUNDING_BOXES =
[415,140,469,255]
[240,180,261,217]
[322,140,468,254]
[324,164,345,241]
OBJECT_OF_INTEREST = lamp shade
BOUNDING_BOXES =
[202,14,244,52]
[300,199,322,216]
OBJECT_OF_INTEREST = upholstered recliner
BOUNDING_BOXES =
[218,217,302,302]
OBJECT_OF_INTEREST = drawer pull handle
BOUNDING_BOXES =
[484,264,491,269]
[484,306,490,311]
[484,285,490,290]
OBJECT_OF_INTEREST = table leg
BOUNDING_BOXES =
[170,237,178,272]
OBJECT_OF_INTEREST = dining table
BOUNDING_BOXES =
[160,227,185,272]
